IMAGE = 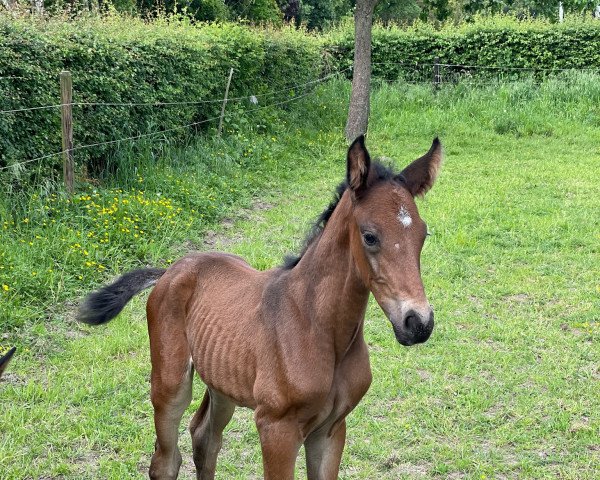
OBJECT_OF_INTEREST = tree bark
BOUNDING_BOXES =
[345,0,378,143]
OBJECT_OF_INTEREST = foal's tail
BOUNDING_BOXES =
[0,346,16,379]
[78,268,166,326]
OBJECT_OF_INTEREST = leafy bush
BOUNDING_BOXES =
[326,16,600,81]
[2,13,599,184]
[0,14,322,179]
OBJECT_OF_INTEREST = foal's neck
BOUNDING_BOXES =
[292,191,370,357]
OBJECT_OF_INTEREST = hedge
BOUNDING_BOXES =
[326,16,600,82]
[2,14,600,180]
[0,14,323,177]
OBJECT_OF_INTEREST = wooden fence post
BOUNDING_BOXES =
[433,57,441,91]
[559,2,564,22]
[60,71,74,194]
[31,0,43,14]
[218,68,234,137]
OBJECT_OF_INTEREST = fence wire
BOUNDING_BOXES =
[0,88,318,172]
[2,63,598,173]
[2,63,597,115]
[0,67,351,116]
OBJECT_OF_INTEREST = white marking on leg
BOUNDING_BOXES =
[398,206,412,228]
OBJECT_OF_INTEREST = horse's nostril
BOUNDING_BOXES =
[404,311,419,332]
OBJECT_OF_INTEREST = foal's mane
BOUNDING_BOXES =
[282,161,398,269]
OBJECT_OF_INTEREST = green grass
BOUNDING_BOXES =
[1,74,599,479]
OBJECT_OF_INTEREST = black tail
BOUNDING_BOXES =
[77,268,166,325]
[0,346,16,379]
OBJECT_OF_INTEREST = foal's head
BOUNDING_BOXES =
[347,136,442,346]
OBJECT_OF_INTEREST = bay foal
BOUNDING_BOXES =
[79,135,442,479]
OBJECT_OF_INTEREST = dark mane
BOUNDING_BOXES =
[282,161,398,269]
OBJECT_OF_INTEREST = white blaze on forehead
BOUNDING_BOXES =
[398,206,412,228]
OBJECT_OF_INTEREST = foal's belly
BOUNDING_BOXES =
[186,310,261,408]
[187,320,371,424]
[180,254,268,407]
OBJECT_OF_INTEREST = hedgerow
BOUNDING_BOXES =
[326,16,600,81]
[0,14,322,178]
[2,14,600,181]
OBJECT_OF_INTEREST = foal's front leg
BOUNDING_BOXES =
[304,419,346,480]
[255,410,304,480]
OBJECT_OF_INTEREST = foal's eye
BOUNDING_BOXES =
[362,232,379,247]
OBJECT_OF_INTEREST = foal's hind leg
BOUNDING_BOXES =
[148,335,193,479]
[189,388,235,480]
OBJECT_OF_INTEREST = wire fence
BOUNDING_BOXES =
[0,103,67,115]
[0,67,352,116]
[2,62,595,117]
[1,62,598,182]
[0,69,348,175]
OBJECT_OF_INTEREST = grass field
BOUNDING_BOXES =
[1,75,599,479]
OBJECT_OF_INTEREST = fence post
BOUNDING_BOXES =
[433,57,441,91]
[60,71,74,194]
[31,0,43,14]
[218,68,234,137]
[559,2,564,22]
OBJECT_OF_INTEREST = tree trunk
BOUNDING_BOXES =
[345,0,378,143]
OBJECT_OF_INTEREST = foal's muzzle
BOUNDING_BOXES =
[392,309,434,346]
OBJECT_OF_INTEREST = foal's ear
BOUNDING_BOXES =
[397,138,443,197]
[347,135,371,196]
